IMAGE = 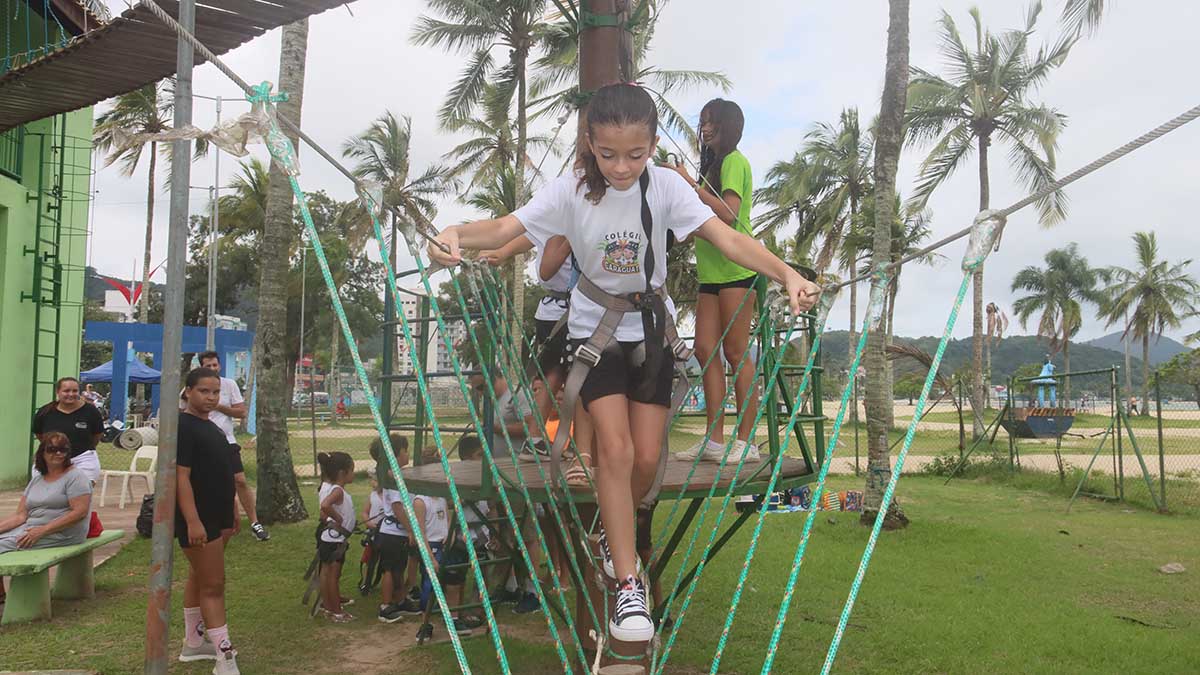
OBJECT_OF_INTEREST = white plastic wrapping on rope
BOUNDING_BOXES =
[961,210,1007,272]
[865,271,890,333]
[816,282,841,322]
[356,182,385,218]
[109,106,273,159]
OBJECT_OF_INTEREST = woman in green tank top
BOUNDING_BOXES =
[670,98,762,464]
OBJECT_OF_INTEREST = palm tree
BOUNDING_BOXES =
[93,82,173,323]
[412,0,553,330]
[343,111,454,388]
[443,85,556,191]
[217,157,270,242]
[906,2,1072,437]
[1060,0,1107,36]
[863,0,910,528]
[255,18,311,523]
[529,2,732,147]
[1011,244,1102,402]
[1098,232,1200,415]
[803,108,873,276]
[755,153,821,259]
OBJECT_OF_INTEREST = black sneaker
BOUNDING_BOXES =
[396,598,422,614]
[454,615,484,634]
[377,603,404,624]
[513,592,541,614]
[407,586,421,603]
[518,439,551,463]
[416,622,435,643]
[609,576,653,642]
[250,522,270,541]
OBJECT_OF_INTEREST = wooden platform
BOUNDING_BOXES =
[401,455,816,502]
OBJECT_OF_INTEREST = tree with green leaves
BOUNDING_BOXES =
[1011,243,1102,402]
[1159,349,1200,411]
[93,82,174,324]
[803,108,873,276]
[1098,232,1200,416]
[906,1,1073,437]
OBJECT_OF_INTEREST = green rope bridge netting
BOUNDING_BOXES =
[138,2,1200,671]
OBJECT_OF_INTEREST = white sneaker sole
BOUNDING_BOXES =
[179,652,217,662]
[609,618,654,643]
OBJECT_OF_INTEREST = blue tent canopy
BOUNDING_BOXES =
[81,359,161,384]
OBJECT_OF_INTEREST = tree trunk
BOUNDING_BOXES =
[862,0,909,529]
[1063,336,1071,404]
[847,258,857,370]
[1123,312,1133,395]
[329,319,341,423]
[254,18,310,524]
[971,134,990,438]
[512,43,530,344]
[1141,333,1151,416]
[135,141,158,404]
[885,279,897,429]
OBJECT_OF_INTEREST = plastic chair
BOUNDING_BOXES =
[99,446,157,509]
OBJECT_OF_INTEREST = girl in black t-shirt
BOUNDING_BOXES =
[177,368,240,673]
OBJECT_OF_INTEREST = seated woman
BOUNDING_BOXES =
[0,432,93,606]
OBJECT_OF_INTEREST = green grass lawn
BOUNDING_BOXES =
[3,474,1198,673]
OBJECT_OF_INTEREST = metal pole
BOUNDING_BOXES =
[852,370,860,475]
[145,1,193,672]
[1113,368,1123,499]
[298,244,315,476]
[1155,371,1166,511]
[205,96,221,350]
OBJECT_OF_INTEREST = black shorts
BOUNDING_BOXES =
[228,443,245,475]
[375,532,410,574]
[572,340,675,408]
[438,541,470,586]
[534,317,569,376]
[176,512,234,549]
[698,274,758,296]
[318,539,347,564]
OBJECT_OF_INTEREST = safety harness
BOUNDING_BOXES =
[549,170,693,508]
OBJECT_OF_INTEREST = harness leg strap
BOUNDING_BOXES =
[550,308,621,493]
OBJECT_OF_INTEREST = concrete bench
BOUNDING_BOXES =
[0,529,124,625]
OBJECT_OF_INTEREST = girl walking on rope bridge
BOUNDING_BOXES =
[176,368,241,674]
[429,83,819,644]
[316,451,356,623]
[670,98,763,464]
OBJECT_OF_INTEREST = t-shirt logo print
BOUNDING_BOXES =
[599,233,641,275]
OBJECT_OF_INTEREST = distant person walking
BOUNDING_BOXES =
[1128,396,1139,416]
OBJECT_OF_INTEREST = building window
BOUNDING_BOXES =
[0,126,24,182]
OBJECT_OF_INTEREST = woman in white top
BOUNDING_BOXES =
[430,84,820,643]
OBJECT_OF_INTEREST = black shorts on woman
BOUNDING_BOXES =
[698,273,758,295]
[569,339,675,409]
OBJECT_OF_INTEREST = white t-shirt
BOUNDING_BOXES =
[532,248,575,322]
[366,490,386,528]
[180,377,244,444]
[514,166,712,341]
[464,500,490,543]
[378,488,409,537]
[414,494,449,544]
[318,482,356,543]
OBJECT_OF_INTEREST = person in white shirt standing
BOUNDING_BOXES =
[197,351,270,542]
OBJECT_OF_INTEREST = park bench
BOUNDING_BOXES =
[0,529,124,625]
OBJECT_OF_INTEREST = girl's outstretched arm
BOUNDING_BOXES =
[695,217,822,314]
[539,236,572,282]
[429,215,526,265]
[480,234,535,266]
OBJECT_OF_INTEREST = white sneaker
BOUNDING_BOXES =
[730,439,760,463]
[675,438,724,462]
[212,648,240,675]
[598,528,641,580]
[179,640,217,662]
[609,576,653,643]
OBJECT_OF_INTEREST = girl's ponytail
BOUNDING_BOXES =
[317,451,354,482]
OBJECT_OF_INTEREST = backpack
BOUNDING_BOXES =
[136,494,155,538]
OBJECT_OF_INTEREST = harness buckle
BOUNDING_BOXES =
[574,343,604,368]
[670,337,693,362]
[627,291,657,311]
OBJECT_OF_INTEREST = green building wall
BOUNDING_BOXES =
[0,109,93,487]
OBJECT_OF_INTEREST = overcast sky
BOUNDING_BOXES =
[88,0,1200,344]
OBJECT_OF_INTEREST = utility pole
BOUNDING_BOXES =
[145,0,193,671]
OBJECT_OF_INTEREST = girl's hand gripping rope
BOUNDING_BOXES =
[784,268,822,316]
[429,225,463,266]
